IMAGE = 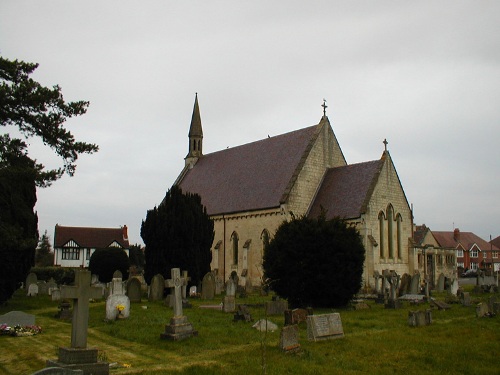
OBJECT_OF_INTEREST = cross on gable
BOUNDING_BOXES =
[60,270,102,348]
[165,268,187,317]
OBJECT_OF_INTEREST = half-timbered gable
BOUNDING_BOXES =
[54,225,130,268]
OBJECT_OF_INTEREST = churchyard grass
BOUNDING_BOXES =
[1,286,499,374]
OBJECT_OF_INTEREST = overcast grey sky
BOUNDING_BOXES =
[1,1,499,246]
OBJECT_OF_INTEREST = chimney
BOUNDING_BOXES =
[122,225,128,240]
[453,228,460,241]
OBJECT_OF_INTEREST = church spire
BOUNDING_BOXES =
[185,93,203,168]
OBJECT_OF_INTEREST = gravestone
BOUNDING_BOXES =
[215,276,224,295]
[91,274,99,284]
[46,270,108,374]
[476,303,490,318]
[430,298,451,310]
[306,313,344,341]
[284,308,312,326]
[26,272,38,290]
[373,271,381,294]
[252,319,278,332]
[189,286,197,297]
[112,270,122,279]
[38,281,49,295]
[223,277,237,312]
[410,273,420,295]
[385,271,402,309]
[201,272,215,300]
[105,294,130,320]
[47,278,58,294]
[226,278,236,297]
[399,273,411,295]
[160,268,197,340]
[449,279,459,296]
[0,311,35,326]
[233,304,252,322]
[265,299,288,316]
[51,289,61,302]
[110,273,125,296]
[149,274,165,301]
[32,367,83,374]
[28,283,39,297]
[180,271,191,300]
[408,309,432,327]
[279,324,301,353]
[126,278,142,303]
[55,301,72,320]
[461,292,472,307]
[437,273,445,292]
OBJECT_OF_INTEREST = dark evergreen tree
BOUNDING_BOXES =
[0,55,97,303]
[128,244,145,274]
[141,185,214,287]
[35,230,54,267]
[88,248,130,283]
[263,215,365,308]
[0,143,38,303]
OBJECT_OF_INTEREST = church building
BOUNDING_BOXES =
[174,95,414,291]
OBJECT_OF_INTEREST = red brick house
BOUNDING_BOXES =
[432,229,500,273]
[54,225,130,268]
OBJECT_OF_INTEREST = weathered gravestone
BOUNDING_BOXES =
[109,272,125,296]
[233,304,252,322]
[47,278,58,295]
[106,294,130,320]
[149,274,165,301]
[215,276,224,295]
[476,302,490,318]
[201,272,215,300]
[252,319,278,332]
[160,268,197,340]
[279,324,301,353]
[46,270,108,375]
[26,272,38,290]
[284,308,312,326]
[0,310,35,326]
[385,271,402,309]
[437,273,445,292]
[51,289,61,302]
[461,292,472,307]
[223,278,237,313]
[399,273,411,295]
[32,367,83,374]
[410,273,420,295]
[449,278,459,296]
[408,309,432,327]
[38,281,49,295]
[181,271,191,299]
[430,298,451,310]
[126,278,142,303]
[306,313,344,341]
[28,283,39,297]
[265,299,288,316]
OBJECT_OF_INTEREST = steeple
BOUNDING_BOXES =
[185,93,203,168]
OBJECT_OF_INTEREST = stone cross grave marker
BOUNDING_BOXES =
[165,268,187,317]
[60,270,102,348]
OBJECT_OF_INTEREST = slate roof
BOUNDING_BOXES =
[178,124,320,215]
[432,230,500,251]
[54,225,130,249]
[308,158,385,220]
[413,224,430,246]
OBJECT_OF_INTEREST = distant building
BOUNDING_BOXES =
[432,228,500,273]
[53,225,130,268]
[413,224,457,286]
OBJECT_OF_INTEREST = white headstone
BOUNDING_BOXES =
[106,294,131,320]
[27,283,38,296]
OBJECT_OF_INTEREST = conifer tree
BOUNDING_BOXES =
[35,230,54,267]
[141,185,214,287]
[263,215,365,308]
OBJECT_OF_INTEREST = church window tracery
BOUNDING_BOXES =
[378,211,385,258]
[387,204,394,259]
[396,214,402,260]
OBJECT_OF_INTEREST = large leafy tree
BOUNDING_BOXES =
[141,185,214,287]
[0,56,98,303]
[263,215,365,308]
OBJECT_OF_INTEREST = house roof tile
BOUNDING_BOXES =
[54,225,130,249]
[432,230,500,251]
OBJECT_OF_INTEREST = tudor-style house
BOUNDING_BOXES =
[53,225,130,268]
[171,95,415,291]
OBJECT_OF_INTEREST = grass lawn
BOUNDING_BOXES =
[0,286,499,375]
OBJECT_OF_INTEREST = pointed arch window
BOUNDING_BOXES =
[396,214,402,259]
[231,232,239,265]
[378,211,385,258]
[387,205,394,259]
[261,229,270,258]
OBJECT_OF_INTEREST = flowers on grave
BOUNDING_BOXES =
[0,324,42,337]
[116,304,125,312]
